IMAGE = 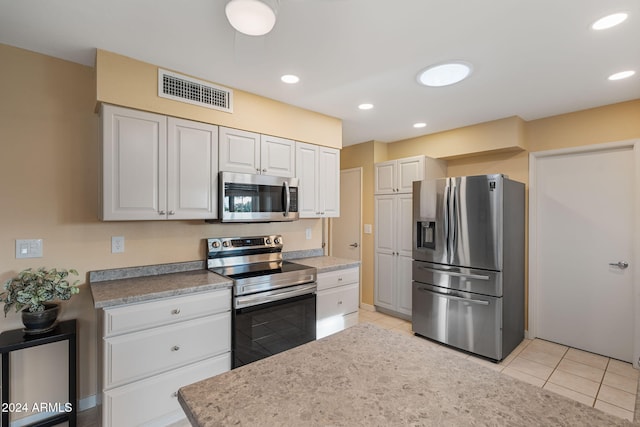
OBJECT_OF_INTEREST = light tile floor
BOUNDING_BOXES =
[359,309,640,423]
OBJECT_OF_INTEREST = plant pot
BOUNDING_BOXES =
[21,303,59,334]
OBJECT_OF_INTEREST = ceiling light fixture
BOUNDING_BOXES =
[358,103,374,110]
[417,62,472,87]
[281,74,300,84]
[413,123,427,128]
[591,12,628,30]
[225,0,276,36]
[608,70,636,81]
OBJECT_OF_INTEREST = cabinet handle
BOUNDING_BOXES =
[168,210,175,215]
[256,168,261,173]
[338,277,343,281]
[262,168,267,173]
[159,210,166,215]
[171,345,180,352]
[171,309,181,315]
[172,392,178,398]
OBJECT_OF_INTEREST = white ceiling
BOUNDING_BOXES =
[1,0,638,146]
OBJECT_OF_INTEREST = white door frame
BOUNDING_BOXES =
[528,139,640,368]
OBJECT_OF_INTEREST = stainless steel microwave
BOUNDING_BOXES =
[219,172,299,222]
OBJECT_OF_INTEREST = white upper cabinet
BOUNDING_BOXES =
[101,104,218,221]
[219,127,295,177]
[218,127,260,174]
[295,142,340,218]
[260,135,296,177]
[374,155,425,194]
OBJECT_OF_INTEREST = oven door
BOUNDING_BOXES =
[233,283,316,368]
[220,171,299,222]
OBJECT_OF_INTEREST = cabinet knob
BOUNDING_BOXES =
[262,168,267,173]
[338,301,343,305]
[171,309,181,315]
[171,345,180,352]
[338,277,343,281]
[159,210,166,215]
[256,168,261,173]
[168,210,175,215]
[172,392,178,398]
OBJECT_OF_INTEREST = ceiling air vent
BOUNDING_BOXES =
[158,69,233,113]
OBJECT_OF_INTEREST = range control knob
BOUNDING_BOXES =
[265,238,272,244]
[222,241,230,247]
[274,237,282,244]
[211,241,220,249]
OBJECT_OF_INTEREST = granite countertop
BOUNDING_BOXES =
[89,267,231,309]
[293,255,360,273]
[178,323,634,427]
[89,253,356,308]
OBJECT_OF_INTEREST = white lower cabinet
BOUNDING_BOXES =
[316,267,359,339]
[100,288,231,427]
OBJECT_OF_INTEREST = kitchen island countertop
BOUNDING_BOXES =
[178,323,633,427]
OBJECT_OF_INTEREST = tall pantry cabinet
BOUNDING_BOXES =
[374,155,446,318]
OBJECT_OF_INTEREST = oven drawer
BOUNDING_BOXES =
[316,267,359,291]
[104,312,231,388]
[103,353,230,427]
[317,282,359,319]
[104,289,231,337]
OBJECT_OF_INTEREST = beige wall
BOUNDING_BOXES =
[96,49,342,149]
[0,43,326,418]
[342,99,640,310]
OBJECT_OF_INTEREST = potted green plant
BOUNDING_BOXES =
[1,267,79,334]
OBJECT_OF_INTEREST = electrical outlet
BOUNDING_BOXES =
[305,228,312,240]
[111,236,125,253]
[15,239,43,258]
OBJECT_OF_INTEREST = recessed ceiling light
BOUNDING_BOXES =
[413,122,427,128]
[591,13,628,30]
[417,62,472,87]
[358,103,374,110]
[281,74,300,84]
[608,70,636,81]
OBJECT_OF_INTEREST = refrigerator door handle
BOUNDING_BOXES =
[418,266,490,281]
[444,180,451,260]
[416,286,490,305]
[451,178,458,257]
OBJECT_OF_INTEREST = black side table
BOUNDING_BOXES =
[0,319,77,427]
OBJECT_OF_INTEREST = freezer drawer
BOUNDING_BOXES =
[412,260,502,297]
[412,282,502,360]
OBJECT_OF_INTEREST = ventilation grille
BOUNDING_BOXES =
[158,69,233,113]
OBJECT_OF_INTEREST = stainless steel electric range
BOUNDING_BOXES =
[207,235,317,368]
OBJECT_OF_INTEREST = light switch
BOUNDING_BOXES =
[364,224,372,234]
[16,239,43,258]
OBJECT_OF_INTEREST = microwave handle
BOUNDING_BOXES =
[283,181,290,217]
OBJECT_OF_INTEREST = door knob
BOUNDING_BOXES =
[609,261,629,269]
[349,243,359,248]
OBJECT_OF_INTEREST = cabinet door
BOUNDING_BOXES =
[397,155,424,193]
[374,195,395,253]
[219,127,260,174]
[318,147,340,217]
[102,104,167,220]
[295,141,319,218]
[374,251,395,309]
[374,161,396,194]
[167,118,218,220]
[397,194,414,257]
[396,254,413,315]
[261,135,295,177]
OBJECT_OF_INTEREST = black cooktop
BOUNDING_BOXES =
[210,260,312,281]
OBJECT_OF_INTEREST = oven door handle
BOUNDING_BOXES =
[236,283,316,309]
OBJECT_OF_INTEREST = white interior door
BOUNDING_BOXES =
[330,168,361,261]
[531,144,636,362]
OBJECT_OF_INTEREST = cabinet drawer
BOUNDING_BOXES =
[317,282,359,319]
[104,289,230,336]
[103,353,230,427]
[316,267,359,291]
[104,313,230,388]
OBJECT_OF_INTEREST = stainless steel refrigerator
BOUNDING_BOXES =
[412,174,525,361]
